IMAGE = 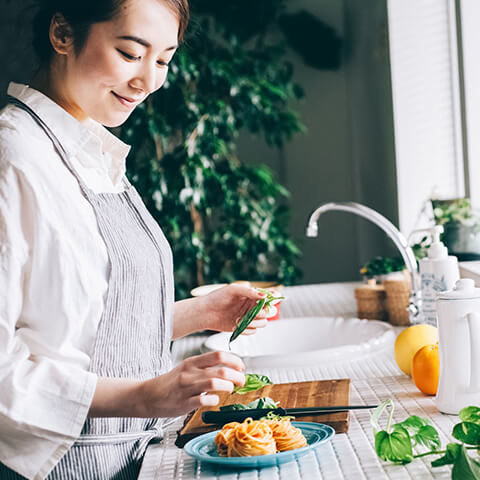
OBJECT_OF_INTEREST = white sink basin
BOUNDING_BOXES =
[202,317,395,369]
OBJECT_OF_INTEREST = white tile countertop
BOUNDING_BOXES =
[138,282,457,480]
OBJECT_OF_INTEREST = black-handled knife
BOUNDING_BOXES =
[202,404,378,425]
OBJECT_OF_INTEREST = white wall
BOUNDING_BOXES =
[458,0,480,206]
[387,0,465,235]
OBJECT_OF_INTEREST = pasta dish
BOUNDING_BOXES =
[214,417,307,457]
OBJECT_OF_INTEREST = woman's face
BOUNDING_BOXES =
[54,0,179,127]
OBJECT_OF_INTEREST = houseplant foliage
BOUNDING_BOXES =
[432,198,480,261]
[119,1,341,298]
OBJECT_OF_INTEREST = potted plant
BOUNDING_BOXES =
[432,198,480,261]
[118,1,341,298]
[359,238,429,282]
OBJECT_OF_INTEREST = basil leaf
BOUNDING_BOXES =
[375,426,413,464]
[452,444,480,480]
[452,422,480,446]
[220,396,278,411]
[255,397,278,409]
[256,375,272,385]
[460,407,480,426]
[432,443,461,467]
[233,373,272,394]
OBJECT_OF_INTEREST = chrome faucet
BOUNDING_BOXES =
[306,202,421,322]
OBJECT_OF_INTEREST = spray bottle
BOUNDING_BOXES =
[413,225,460,326]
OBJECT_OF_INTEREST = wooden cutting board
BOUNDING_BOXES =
[176,378,350,447]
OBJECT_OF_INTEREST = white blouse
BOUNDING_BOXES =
[0,83,132,479]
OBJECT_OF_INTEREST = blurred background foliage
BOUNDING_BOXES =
[119,0,341,298]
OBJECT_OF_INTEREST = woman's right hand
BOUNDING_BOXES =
[136,351,246,418]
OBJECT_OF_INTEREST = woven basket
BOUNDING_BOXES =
[354,279,388,321]
[384,277,411,326]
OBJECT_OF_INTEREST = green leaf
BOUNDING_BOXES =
[452,444,480,480]
[375,427,413,464]
[220,396,278,411]
[229,298,266,344]
[232,373,272,394]
[415,425,442,450]
[396,416,441,450]
[396,415,430,433]
[460,407,480,425]
[432,443,461,467]
[452,422,480,446]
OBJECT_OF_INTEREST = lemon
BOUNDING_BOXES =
[394,324,438,376]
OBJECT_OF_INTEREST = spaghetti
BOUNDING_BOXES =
[264,417,308,451]
[215,417,307,457]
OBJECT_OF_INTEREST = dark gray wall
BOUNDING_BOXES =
[0,0,36,106]
[0,0,399,285]
[238,0,398,284]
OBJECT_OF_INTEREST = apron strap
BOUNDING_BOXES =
[8,95,92,196]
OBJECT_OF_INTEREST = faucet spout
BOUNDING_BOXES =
[306,202,421,321]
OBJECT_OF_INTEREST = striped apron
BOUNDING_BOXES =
[0,97,175,479]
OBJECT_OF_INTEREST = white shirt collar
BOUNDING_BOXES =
[7,82,130,186]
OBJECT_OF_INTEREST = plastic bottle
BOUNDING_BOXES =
[413,225,460,326]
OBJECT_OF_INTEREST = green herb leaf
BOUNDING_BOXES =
[460,407,480,425]
[233,373,272,394]
[452,422,480,446]
[220,396,278,411]
[374,426,413,464]
[255,397,278,409]
[431,443,461,467]
[229,298,267,344]
[229,290,284,345]
[452,444,480,480]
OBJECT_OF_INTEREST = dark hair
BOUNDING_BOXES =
[32,0,189,65]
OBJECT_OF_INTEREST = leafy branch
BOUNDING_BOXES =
[371,400,480,479]
[119,2,317,299]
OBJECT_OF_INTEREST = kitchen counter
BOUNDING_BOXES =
[139,282,456,479]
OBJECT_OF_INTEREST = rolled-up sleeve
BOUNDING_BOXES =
[0,160,97,480]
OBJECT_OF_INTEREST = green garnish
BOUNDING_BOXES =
[233,373,272,394]
[371,400,480,479]
[220,396,278,411]
[260,410,294,421]
[229,289,284,345]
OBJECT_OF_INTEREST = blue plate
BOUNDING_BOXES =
[184,421,335,468]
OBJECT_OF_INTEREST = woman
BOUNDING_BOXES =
[0,0,271,478]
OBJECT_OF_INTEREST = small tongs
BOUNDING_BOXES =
[202,404,378,425]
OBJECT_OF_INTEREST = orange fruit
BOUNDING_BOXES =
[394,324,438,375]
[411,343,439,395]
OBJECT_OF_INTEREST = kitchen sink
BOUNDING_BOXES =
[202,316,395,369]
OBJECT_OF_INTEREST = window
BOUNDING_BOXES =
[387,0,465,235]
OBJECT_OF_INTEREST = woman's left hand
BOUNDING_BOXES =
[200,284,272,334]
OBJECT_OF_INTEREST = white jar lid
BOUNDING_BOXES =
[437,278,480,300]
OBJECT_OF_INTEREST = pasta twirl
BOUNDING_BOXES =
[214,417,307,457]
[264,417,308,451]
